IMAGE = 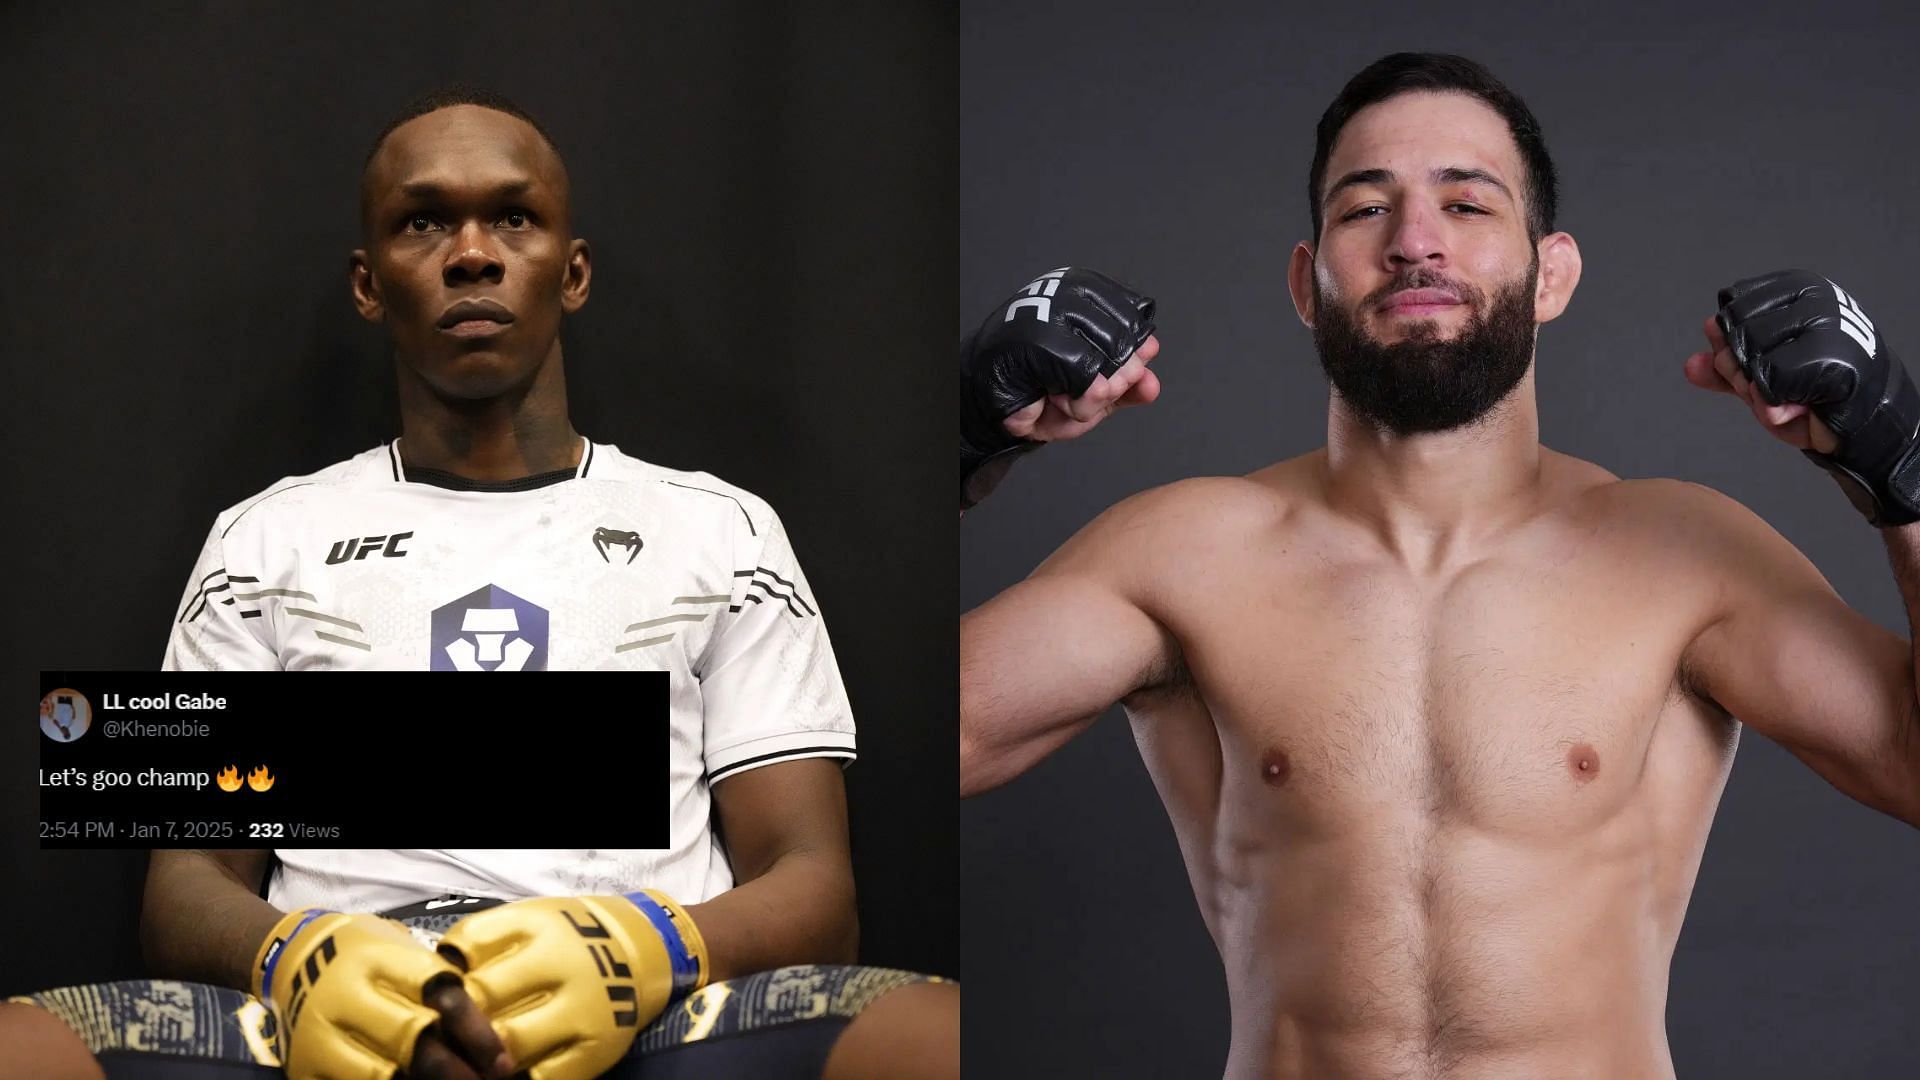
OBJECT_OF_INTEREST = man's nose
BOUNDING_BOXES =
[444,223,504,283]
[1385,204,1447,268]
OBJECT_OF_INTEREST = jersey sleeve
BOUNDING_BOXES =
[162,521,283,671]
[696,501,856,783]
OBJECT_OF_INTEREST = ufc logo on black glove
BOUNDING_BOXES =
[959,267,1156,510]
[1834,283,1877,356]
[1004,268,1069,323]
[1717,269,1920,526]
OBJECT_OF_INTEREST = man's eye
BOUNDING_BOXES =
[403,215,437,234]
[500,210,531,229]
[1342,206,1385,222]
[1447,203,1487,215]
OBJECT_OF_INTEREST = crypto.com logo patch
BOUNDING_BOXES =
[430,585,549,671]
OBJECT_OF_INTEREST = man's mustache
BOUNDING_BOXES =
[1363,271,1481,310]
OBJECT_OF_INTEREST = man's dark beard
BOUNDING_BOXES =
[1311,262,1539,436]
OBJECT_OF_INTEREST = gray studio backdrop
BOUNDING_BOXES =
[0,2,954,995]
[961,1,1919,1076]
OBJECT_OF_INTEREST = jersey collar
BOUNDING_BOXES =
[388,435,594,492]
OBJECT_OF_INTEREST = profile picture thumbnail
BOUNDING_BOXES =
[39,689,92,743]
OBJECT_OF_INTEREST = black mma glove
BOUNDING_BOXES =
[959,267,1155,509]
[1717,269,1920,526]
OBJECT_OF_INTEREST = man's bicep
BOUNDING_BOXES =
[696,758,859,972]
[1684,512,1916,817]
[710,759,852,885]
[960,568,1169,796]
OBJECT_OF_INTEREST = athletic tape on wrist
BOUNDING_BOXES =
[623,891,703,1000]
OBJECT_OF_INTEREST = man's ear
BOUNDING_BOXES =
[560,238,591,315]
[349,250,385,324]
[1287,241,1317,329]
[1533,231,1582,325]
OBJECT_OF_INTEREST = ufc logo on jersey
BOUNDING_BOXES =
[1830,281,1877,357]
[325,531,413,564]
[1003,267,1068,324]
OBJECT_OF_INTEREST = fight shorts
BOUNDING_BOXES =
[9,895,943,1079]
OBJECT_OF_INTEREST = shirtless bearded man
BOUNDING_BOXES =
[958,52,1920,1078]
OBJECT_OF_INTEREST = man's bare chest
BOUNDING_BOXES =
[1148,544,1717,836]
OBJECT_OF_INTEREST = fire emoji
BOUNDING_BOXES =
[246,765,275,793]
[215,765,242,792]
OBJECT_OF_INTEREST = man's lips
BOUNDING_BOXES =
[443,320,511,339]
[437,299,517,336]
[1377,288,1464,316]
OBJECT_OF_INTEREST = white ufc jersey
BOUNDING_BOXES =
[161,437,856,912]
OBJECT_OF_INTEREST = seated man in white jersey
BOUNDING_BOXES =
[122,88,954,1080]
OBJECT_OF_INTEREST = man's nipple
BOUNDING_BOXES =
[1260,747,1292,787]
[1567,743,1601,783]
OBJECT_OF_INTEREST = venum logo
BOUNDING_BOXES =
[593,527,644,564]
[430,585,549,671]
[1003,267,1068,324]
[326,532,413,565]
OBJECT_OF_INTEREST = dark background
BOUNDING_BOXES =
[962,1,1919,1076]
[0,1,955,994]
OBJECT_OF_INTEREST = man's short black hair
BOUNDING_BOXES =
[364,84,562,168]
[1308,53,1558,243]
[359,85,565,237]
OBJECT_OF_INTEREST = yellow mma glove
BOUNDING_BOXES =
[251,908,465,1080]
[435,890,710,1080]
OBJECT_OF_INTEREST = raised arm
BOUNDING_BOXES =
[1677,488,1920,825]
[962,493,1179,797]
[1683,270,1920,825]
[959,266,1171,795]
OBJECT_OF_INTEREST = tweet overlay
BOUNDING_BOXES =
[36,672,669,848]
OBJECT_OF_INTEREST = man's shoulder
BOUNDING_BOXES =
[201,443,394,539]
[1080,475,1285,539]
[1574,473,1771,540]
[587,445,776,536]
[1568,473,1820,588]
[1060,460,1313,566]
